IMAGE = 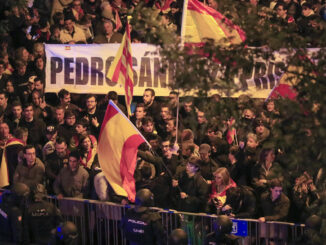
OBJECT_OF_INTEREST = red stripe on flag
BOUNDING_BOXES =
[187,0,246,43]
[120,134,145,202]
[111,58,123,83]
[99,103,118,142]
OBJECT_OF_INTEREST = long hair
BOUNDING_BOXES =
[213,167,231,186]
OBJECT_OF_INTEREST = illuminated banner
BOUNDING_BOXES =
[45,44,318,98]
[45,44,173,96]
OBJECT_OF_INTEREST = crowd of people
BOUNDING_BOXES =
[0,0,325,48]
[0,0,324,231]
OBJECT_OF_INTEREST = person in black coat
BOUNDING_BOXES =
[172,156,209,212]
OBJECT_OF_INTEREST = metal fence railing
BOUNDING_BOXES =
[47,196,306,245]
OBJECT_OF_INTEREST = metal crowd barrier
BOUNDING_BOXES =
[47,196,305,245]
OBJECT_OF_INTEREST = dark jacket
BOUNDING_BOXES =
[260,191,290,221]
[121,208,165,245]
[173,171,209,212]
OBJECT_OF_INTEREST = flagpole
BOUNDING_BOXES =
[180,0,189,47]
[108,100,151,148]
[175,90,180,145]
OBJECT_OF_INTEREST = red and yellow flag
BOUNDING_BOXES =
[98,100,145,202]
[182,0,246,46]
[0,138,24,187]
[107,22,134,116]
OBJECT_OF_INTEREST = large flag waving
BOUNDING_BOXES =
[181,0,246,46]
[107,21,134,116]
[98,100,146,202]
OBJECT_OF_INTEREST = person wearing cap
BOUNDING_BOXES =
[60,12,87,44]
[25,184,63,244]
[121,189,165,245]
[253,117,271,145]
[172,155,209,212]
[0,183,30,243]
[13,145,45,188]
[53,150,89,198]
[198,143,219,185]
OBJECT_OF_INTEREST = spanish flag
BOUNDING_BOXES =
[107,21,134,116]
[0,138,24,187]
[181,0,246,46]
[98,100,146,202]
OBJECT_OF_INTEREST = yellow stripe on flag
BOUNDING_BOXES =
[185,10,227,43]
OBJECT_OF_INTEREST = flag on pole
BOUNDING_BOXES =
[98,100,146,202]
[107,21,134,116]
[181,0,246,46]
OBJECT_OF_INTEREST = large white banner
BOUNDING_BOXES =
[45,44,173,96]
[45,44,319,98]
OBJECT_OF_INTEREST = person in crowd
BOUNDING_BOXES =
[168,228,188,245]
[253,118,271,145]
[221,186,257,218]
[25,184,63,244]
[80,94,104,137]
[9,101,24,130]
[4,127,27,186]
[0,121,13,149]
[78,134,98,171]
[292,171,320,222]
[236,107,256,145]
[258,178,290,222]
[252,148,283,194]
[0,183,30,244]
[195,109,208,145]
[260,99,280,129]
[58,89,80,114]
[57,110,76,144]
[45,137,70,194]
[60,12,87,44]
[198,143,219,184]
[172,156,208,212]
[121,188,165,244]
[207,167,236,214]
[42,124,59,160]
[143,88,161,124]
[19,103,46,149]
[13,145,45,188]
[53,150,89,198]
[69,118,97,150]
[131,103,147,129]
[93,18,123,43]
[140,116,157,140]
[226,145,248,186]
[205,215,239,245]
[179,96,197,133]
[0,60,10,91]
[48,221,79,245]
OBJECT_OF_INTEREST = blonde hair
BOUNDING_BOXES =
[213,167,231,186]
[247,132,258,143]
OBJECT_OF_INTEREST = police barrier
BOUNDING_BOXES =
[46,196,305,245]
